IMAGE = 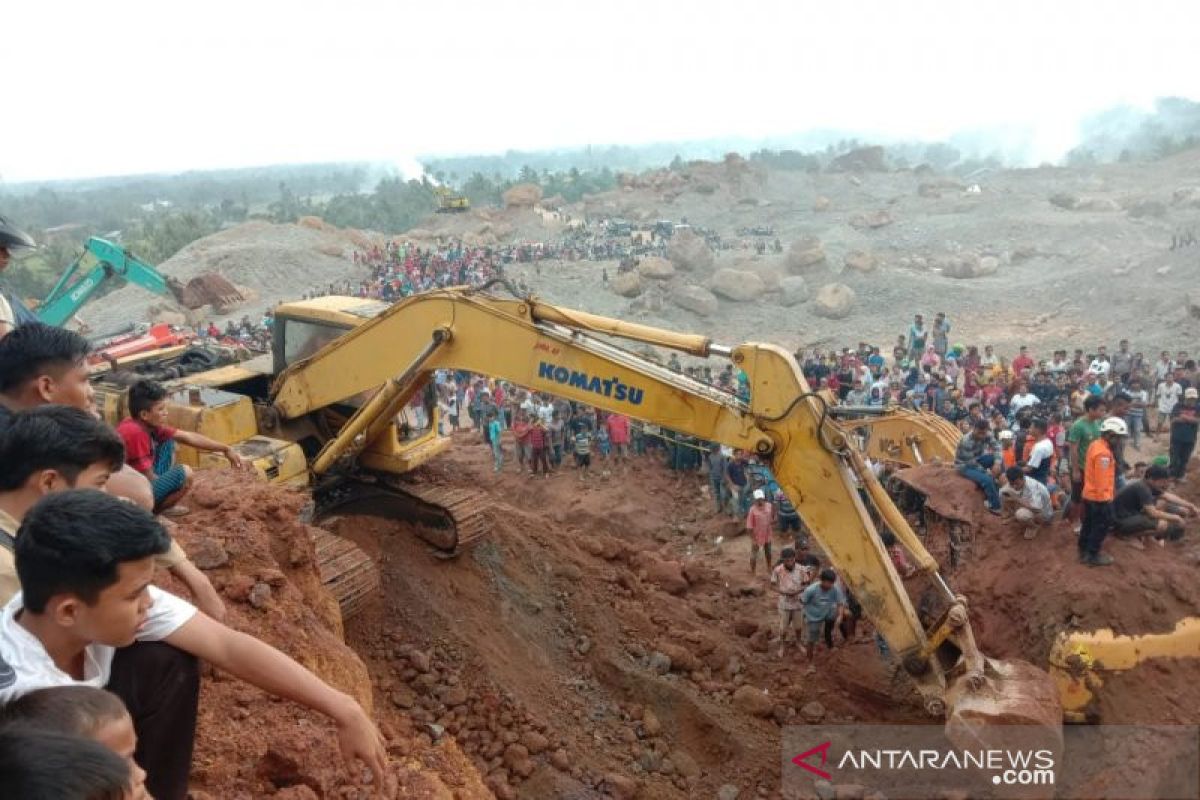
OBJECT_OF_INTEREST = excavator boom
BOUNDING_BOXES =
[36,237,185,327]
[271,287,1062,735]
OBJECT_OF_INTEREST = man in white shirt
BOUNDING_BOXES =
[1156,350,1177,383]
[1010,382,1042,414]
[1,491,387,799]
[1157,375,1183,434]
[1000,466,1054,539]
[1089,349,1111,377]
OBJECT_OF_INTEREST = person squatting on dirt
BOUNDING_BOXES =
[1000,466,1054,540]
[1112,464,1198,549]
[116,379,245,516]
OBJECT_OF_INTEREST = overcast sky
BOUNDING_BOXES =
[4,0,1199,181]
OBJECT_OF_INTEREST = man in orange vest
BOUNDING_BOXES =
[1079,417,1128,566]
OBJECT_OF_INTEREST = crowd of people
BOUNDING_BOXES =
[797,313,1200,568]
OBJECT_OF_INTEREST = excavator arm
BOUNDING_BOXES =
[37,237,187,327]
[270,287,1061,733]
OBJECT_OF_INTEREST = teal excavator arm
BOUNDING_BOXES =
[36,237,185,327]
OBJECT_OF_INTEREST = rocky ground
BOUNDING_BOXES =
[166,430,1200,799]
[498,148,1200,357]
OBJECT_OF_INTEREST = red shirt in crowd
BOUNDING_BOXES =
[115,418,176,474]
[605,414,630,445]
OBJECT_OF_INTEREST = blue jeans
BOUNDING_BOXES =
[957,459,1000,510]
[491,439,503,470]
[709,475,731,513]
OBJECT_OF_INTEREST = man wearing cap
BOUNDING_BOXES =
[1079,417,1128,566]
[745,488,776,574]
[1169,388,1200,480]
[0,216,39,337]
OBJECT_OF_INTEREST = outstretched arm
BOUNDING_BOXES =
[173,430,245,468]
[166,613,386,787]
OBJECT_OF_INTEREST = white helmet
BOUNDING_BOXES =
[998,430,1014,441]
[1099,417,1128,436]
[752,489,766,500]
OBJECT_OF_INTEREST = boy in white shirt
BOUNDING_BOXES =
[1,490,386,799]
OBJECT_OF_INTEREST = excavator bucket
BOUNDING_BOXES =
[172,273,246,312]
[944,657,1064,751]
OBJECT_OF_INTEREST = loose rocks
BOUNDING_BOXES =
[812,283,857,319]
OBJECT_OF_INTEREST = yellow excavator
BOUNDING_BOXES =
[265,286,1061,740]
[96,286,1062,738]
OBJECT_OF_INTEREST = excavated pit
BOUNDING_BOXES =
[165,440,1200,798]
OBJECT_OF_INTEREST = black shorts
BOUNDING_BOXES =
[779,515,800,532]
[575,453,591,467]
[1070,479,1083,505]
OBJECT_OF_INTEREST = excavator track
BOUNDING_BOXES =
[305,477,493,619]
[314,476,493,555]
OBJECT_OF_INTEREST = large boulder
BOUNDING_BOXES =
[779,276,810,307]
[786,236,826,273]
[843,250,878,273]
[812,195,832,212]
[812,283,857,319]
[849,209,894,229]
[937,253,999,279]
[502,183,543,208]
[671,285,719,317]
[731,685,775,718]
[710,268,765,302]
[611,271,644,297]
[637,256,675,279]
[667,228,714,272]
[828,145,888,172]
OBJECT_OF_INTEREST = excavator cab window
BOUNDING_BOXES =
[275,317,347,372]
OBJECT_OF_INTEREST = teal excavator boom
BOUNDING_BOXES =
[35,237,187,327]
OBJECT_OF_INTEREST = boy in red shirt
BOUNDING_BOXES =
[116,380,244,514]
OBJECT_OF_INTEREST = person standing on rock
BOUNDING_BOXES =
[745,489,775,574]
[907,315,927,363]
[1079,417,1127,566]
[931,312,951,359]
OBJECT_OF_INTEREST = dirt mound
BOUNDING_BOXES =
[502,183,543,209]
[87,220,374,335]
[166,471,488,798]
